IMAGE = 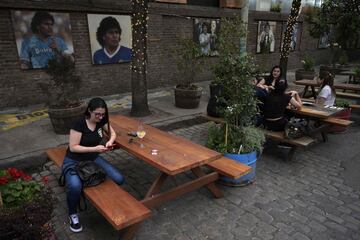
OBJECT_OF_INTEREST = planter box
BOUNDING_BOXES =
[220,0,245,8]
[155,0,187,4]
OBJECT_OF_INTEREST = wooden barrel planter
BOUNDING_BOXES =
[174,86,202,109]
[48,102,87,134]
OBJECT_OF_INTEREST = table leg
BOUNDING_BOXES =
[302,86,309,98]
[141,171,220,208]
[120,223,141,240]
[191,167,224,198]
[311,86,317,99]
[144,172,168,199]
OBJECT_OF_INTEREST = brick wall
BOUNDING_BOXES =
[0,1,335,108]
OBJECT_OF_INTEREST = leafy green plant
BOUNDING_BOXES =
[39,55,81,109]
[174,39,204,90]
[270,2,281,12]
[335,99,350,108]
[207,16,265,154]
[354,65,360,77]
[0,168,54,239]
[301,54,315,71]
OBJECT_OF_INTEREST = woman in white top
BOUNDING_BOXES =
[316,72,336,106]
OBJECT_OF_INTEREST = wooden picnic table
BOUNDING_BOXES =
[294,79,360,98]
[287,104,347,141]
[110,114,224,208]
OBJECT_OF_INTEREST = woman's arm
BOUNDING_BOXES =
[69,129,108,153]
[316,97,326,106]
[103,124,117,148]
[290,97,302,109]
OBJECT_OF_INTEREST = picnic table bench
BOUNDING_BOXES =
[46,146,151,240]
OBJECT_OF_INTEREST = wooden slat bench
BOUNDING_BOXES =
[336,92,360,99]
[322,117,353,127]
[260,129,315,160]
[206,156,252,179]
[46,146,151,240]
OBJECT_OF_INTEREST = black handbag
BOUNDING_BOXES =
[284,117,309,139]
[75,161,106,187]
[59,161,106,187]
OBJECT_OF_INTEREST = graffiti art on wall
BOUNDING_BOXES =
[11,10,74,70]
[256,21,276,54]
[193,18,220,56]
[87,14,132,65]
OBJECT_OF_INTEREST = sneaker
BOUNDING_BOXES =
[69,214,83,233]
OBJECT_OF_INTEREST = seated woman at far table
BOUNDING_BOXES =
[263,79,303,131]
[316,72,336,106]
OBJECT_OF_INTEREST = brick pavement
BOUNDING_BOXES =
[37,121,360,240]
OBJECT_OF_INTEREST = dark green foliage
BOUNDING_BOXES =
[40,55,81,108]
[335,98,350,108]
[207,16,265,154]
[174,39,204,89]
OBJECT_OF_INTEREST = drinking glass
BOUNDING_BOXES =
[136,123,146,148]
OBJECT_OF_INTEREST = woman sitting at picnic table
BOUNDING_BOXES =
[61,97,124,233]
[316,72,336,106]
[256,65,282,91]
[263,79,303,131]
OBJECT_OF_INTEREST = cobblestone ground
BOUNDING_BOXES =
[42,122,360,240]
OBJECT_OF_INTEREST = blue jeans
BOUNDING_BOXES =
[62,155,124,215]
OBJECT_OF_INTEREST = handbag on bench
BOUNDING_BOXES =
[284,117,309,139]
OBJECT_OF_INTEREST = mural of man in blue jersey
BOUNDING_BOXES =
[93,16,132,64]
[12,11,74,69]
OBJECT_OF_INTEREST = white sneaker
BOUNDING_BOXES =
[69,214,83,233]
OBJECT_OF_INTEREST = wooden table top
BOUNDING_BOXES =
[288,104,344,119]
[294,79,320,87]
[338,70,355,75]
[110,115,222,175]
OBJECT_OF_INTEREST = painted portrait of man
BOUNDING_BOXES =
[194,18,220,56]
[12,10,74,70]
[87,14,132,65]
[257,21,276,54]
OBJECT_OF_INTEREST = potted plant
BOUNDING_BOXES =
[173,39,205,109]
[329,99,352,133]
[295,54,316,80]
[206,17,265,186]
[270,2,282,12]
[0,168,55,239]
[39,55,86,134]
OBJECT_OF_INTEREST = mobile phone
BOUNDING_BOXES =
[107,144,119,149]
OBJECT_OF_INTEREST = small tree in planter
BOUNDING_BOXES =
[206,16,265,186]
[295,54,316,80]
[39,55,86,134]
[173,39,205,109]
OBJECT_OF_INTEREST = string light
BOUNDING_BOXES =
[131,0,148,73]
[280,0,302,60]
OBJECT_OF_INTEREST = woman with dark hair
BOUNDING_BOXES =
[257,65,282,91]
[263,79,302,131]
[61,97,124,233]
[316,72,336,106]
[93,16,132,64]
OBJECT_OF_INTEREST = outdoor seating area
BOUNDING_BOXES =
[1,1,360,240]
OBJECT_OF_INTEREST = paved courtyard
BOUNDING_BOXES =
[38,120,360,240]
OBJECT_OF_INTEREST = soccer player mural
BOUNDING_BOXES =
[12,11,74,70]
[87,14,132,65]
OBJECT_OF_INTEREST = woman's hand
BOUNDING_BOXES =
[105,141,114,148]
[95,145,109,153]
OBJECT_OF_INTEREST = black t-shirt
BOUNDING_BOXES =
[65,117,106,161]
[263,94,292,119]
